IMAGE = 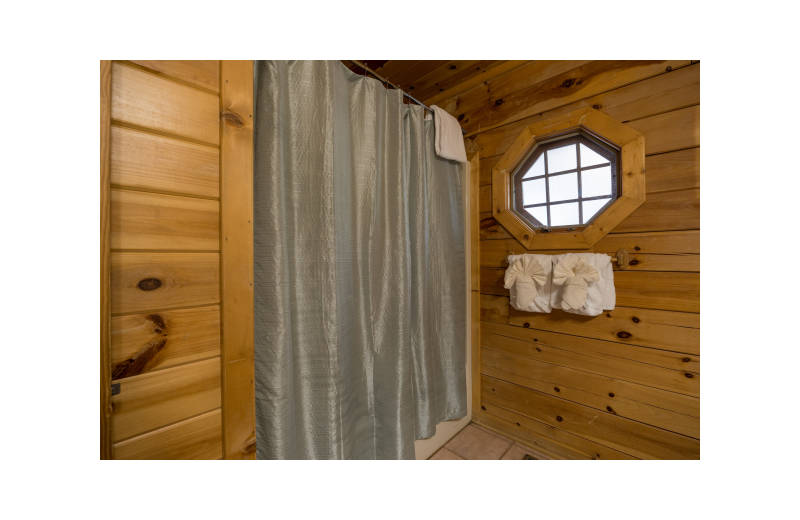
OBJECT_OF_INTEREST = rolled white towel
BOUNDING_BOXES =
[505,254,553,313]
[551,253,616,316]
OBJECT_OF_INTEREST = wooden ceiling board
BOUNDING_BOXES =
[411,60,506,101]
[391,60,450,88]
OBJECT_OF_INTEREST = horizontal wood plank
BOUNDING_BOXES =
[482,376,700,459]
[475,405,637,460]
[480,267,507,296]
[481,266,698,308]
[482,350,699,437]
[111,305,220,379]
[595,230,699,255]
[128,60,220,93]
[615,189,699,233]
[113,408,222,459]
[482,347,698,419]
[110,126,219,198]
[615,271,700,313]
[111,358,221,442]
[645,148,700,193]
[474,64,699,150]
[612,253,699,272]
[480,294,510,324]
[422,61,529,107]
[111,62,220,145]
[444,61,594,122]
[481,330,698,396]
[482,320,698,373]
[110,253,220,314]
[490,269,699,312]
[111,189,219,250]
[460,60,691,135]
[507,304,699,354]
[408,60,503,100]
[627,105,699,155]
[479,239,592,267]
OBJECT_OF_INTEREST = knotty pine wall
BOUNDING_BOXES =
[452,61,700,459]
[101,60,254,460]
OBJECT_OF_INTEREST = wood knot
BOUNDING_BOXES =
[666,66,673,72]
[685,373,693,378]
[516,423,521,426]
[606,406,616,414]
[137,278,162,291]
[554,387,560,392]
[561,79,575,88]
[111,338,167,379]
[491,388,495,391]
[523,323,530,328]
[592,104,601,110]
[632,317,640,323]
[606,313,611,318]
[449,65,457,70]
[556,416,563,422]
[629,259,639,266]
[616,331,632,339]
[221,110,244,128]
[634,246,641,251]
[481,406,486,410]
[683,357,691,363]
[523,234,529,240]
[535,347,542,352]
[243,437,257,456]
[608,392,614,398]
[495,98,503,106]
[458,114,465,121]
[146,313,166,329]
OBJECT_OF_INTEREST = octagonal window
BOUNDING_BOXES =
[512,132,620,229]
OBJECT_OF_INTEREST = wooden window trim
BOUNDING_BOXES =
[491,107,646,250]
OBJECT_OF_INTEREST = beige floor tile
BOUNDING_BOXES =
[445,425,512,460]
[469,422,513,444]
[428,448,464,460]
[501,443,553,460]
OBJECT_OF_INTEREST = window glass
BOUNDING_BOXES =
[547,144,577,173]
[549,202,580,226]
[522,155,545,179]
[522,178,547,205]
[513,133,619,229]
[581,166,612,198]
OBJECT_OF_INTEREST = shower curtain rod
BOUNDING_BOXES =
[348,60,434,113]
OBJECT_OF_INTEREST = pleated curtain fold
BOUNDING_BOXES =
[253,60,466,459]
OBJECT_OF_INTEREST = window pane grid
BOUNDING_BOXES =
[514,134,618,229]
[518,161,611,182]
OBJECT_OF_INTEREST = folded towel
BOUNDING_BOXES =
[430,105,467,163]
[505,254,553,313]
[551,253,616,316]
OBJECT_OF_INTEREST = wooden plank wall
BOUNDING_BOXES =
[458,61,700,459]
[101,60,254,459]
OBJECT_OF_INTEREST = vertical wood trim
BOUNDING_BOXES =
[219,61,255,460]
[100,60,113,460]
[469,152,482,416]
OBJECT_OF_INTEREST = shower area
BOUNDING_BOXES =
[101,59,700,460]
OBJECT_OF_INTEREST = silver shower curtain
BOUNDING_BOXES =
[253,60,466,460]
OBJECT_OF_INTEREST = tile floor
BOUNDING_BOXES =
[428,423,552,460]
